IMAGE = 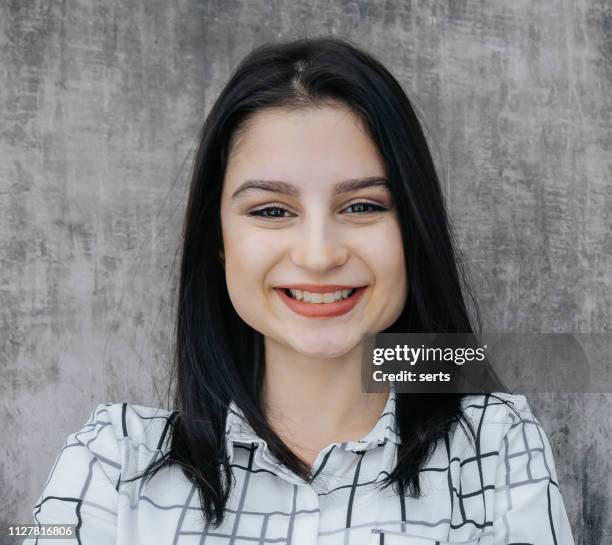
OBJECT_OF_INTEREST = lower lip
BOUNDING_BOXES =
[275,287,367,318]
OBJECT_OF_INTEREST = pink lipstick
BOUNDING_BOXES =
[274,285,367,318]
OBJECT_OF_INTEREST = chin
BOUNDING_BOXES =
[289,331,361,359]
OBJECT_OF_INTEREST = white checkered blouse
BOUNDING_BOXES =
[25,390,575,544]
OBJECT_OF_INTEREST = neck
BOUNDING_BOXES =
[260,337,390,465]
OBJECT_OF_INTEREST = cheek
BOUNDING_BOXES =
[225,237,261,291]
[224,248,264,328]
[222,225,276,312]
[369,225,407,298]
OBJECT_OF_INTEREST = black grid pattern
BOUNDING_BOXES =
[24,389,575,544]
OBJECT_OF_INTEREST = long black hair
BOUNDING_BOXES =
[124,35,488,527]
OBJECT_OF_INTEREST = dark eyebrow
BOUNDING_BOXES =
[231,177,390,200]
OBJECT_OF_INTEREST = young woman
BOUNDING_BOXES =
[25,37,575,545]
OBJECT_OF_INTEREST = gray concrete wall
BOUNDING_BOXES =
[1,1,610,543]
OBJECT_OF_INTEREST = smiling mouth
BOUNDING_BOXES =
[281,287,362,303]
[274,286,367,318]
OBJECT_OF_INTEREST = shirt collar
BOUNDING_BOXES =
[224,386,399,463]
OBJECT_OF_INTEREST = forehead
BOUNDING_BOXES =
[224,104,386,188]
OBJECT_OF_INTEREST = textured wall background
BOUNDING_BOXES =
[1,1,610,543]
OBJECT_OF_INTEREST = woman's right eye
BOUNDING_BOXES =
[247,206,293,218]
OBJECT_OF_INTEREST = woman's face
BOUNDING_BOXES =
[220,104,408,358]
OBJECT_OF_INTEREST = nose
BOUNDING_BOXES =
[289,214,349,273]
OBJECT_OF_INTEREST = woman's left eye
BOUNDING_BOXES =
[343,201,388,214]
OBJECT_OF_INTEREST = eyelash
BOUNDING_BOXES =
[248,201,388,219]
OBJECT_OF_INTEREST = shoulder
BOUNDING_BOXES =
[89,402,176,448]
[461,391,530,412]
[445,392,541,475]
[448,392,558,490]
[68,402,177,481]
[459,392,534,437]
[446,398,574,543]
[25,403,177,536]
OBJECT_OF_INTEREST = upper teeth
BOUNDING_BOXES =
[288,288,355,303]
